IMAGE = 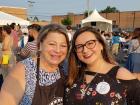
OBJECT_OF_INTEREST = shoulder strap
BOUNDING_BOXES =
[107,66,120,78]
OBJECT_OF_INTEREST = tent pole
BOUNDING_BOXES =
[87,0,90,16]
[133,11,135,29]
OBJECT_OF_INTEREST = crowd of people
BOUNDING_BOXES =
[0,23,140,105]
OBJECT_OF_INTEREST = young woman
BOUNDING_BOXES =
[0,24,69,105]
[64,26,140,105]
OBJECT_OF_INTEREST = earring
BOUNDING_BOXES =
[101,49,103,55]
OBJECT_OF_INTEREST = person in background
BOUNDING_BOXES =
[126,28,140,80]
[100,31,106,41]
[17,24,41,61]
[0,27,3,45]
[21,28,29,46]
[27,27,35,42]
[62,25,74,75]
[0,72,3,90]
[0,27,3,90]
[16,24,23,41]
[15,24,24,48]
[10,23,18,51]
[66,25,73,42]
[111,32,121,56]
[0,24,69,105]
[64,26,140,105]
[0,25,15,79]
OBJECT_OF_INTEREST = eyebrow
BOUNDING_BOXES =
[75,39,97,45]
[47,41,67,44]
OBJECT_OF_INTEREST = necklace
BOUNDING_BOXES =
[84,70,97,76]
[80,71,98,98]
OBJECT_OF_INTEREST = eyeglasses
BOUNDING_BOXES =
[75,40,97,53]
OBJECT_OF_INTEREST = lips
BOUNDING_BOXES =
[83,53,93,59]
[51,55,61,59]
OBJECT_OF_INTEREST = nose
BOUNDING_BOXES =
[55,45,61,53]
[82,45,88,53]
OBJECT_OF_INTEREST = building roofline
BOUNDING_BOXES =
[0,6,27,9]
[52,13,84,17]
[52,10,140,17]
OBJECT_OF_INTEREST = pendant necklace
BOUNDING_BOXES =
[80,71,98,98]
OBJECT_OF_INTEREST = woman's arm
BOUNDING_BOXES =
[119,79,140,105]
[127,79,140,105]
[117,67,140,105]
[116,67,136,80]
[0,63,26,105]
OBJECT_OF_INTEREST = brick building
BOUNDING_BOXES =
[0,6,49,26]
[0,6,28,20]
[51,11,140,31]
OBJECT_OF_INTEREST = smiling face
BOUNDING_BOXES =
[40,32,68,67]
[75,31,103,65]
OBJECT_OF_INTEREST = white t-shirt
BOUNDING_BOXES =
[120,37,126,42]
[67,32,72,41]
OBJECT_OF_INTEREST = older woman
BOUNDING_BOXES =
[0,24,69,105]
[64,26,140,105]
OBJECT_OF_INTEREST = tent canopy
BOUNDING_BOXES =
[81,9,112,32]
[0,11,30,26]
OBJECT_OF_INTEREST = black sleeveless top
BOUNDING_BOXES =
[64,66,127,105]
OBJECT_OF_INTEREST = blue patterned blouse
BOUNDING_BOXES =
[20,57,61,105]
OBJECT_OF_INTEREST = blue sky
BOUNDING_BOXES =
[0,0,140,21]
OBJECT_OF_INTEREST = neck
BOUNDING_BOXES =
[87,58,108,73]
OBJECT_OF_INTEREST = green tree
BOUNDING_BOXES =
[84,10,93,18]
[61,16,72,26]
[100,6,120,13]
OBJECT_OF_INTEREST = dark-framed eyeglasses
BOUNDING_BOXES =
[75,40,98,53]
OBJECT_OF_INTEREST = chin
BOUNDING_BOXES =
[83,59,96,65]
[50,61,61,66]
[82,57,95,63]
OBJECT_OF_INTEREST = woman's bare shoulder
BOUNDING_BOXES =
[116,67,136,80]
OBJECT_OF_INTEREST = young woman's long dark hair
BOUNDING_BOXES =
[67,26,116,86]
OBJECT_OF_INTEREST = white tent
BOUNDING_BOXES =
[81,9,112,32]
[0,11,30,26]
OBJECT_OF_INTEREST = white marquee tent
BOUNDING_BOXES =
[0,11,30,26]
[81,9,112,32]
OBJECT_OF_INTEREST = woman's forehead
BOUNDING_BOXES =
[43,32,67,42]
[75,31,96,43]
